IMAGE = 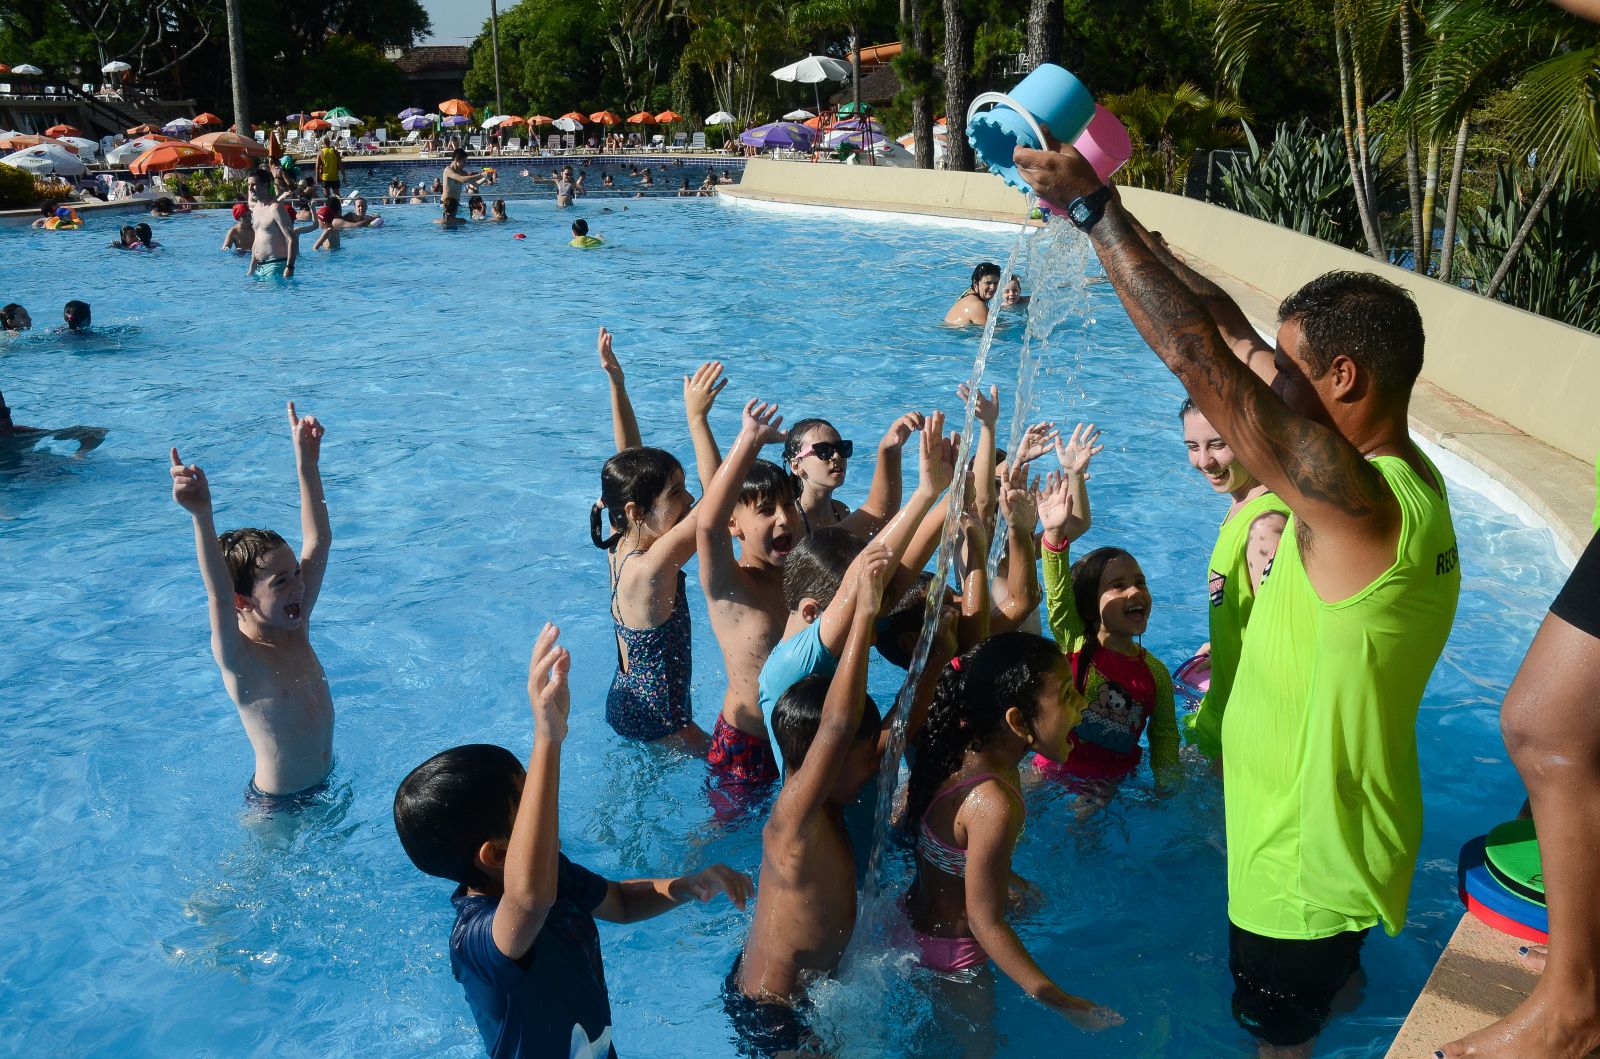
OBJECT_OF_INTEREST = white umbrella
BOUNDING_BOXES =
[552,116,582,132]
[327,114,364,129]
[164,117,197,130]
[2,145,87,176]
[481,114,513,128]
[105,136,165,164]
[12,64,44,76]
[704,111,736,127]
[101,60,133,74]
[771,55,851,117]
[783,109,814,121]
[56,135,100,159]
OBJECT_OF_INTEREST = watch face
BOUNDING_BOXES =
[1069,201,1092,224]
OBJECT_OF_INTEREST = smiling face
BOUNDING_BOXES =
[634,467,693,539]
[791,424,849,490]
[1025,660,1085,762]
[1097,554,1151,638]
[1182,409,1255,495]
[731,492,799,567]
[237,543,306,629]
[975,274,999,301]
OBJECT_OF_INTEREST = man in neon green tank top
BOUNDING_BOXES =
[1017,145,1462,1054]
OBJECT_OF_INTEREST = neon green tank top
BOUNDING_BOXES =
[1222,454,1460,939]
[1185,491,1290,759]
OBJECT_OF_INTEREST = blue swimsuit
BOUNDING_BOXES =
[605,550,694,741]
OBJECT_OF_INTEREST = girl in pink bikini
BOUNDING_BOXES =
[903,632,1122,1033]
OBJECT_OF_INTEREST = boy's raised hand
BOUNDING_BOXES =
[597,326,623,383]
[1015,421,1061,467]
[1000,466,1038,531]
[287,401,324,465]
[957,382,999,429]
[878,411,925,451]
[526,623,572,744]
[169,447,212,514]
[740,398,785,445]
[855,539,893,617]
[673,863,756,910]
[683,361,728,419]
[1056,422,1103,478]
[917,411,958,496]
[1037,470,1076,539]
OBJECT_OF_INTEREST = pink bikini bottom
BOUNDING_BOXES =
[912,930,988,975]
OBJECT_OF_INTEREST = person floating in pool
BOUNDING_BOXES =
[133,222,159,249]
[0,384,106,458]
[393,624,752,1059]
[1000,274,1029,308]
[31,204,81,229]
[113,225,142,250]
[944,262,1001,327]
[221,205,254,254]
[247,169,298,280]
[436,197,468,229]
[569,219,603,248]
[1016,144,1461,1056]
[1,303,32,332]
[905,632,1122,1038]
[591,327,718,751]
[62,301,91,331]
[341,196,382,228]
[168,401,334,812]
[727,549,888,1054]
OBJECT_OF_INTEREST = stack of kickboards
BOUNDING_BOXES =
[1458,819,1547,942]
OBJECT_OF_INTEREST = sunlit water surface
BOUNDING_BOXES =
[0,194,1567,1057]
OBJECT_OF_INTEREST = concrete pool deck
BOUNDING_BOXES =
[723,158,1599,1056]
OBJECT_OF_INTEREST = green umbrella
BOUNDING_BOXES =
[837,101,874,115]
[323,106,356,119]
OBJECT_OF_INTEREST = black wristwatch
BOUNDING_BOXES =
[1065,186,1112,231]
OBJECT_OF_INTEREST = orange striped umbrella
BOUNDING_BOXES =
[193,112,223,126]
[627,111,656,125]
[192,131,267,166]
[560,111,587,123]
[44,123,81,137]
[439,98,475,117]
[589,110,621,126]
[301,118,332,131]
[654,110,684,124]
[528,115,553,125]
[128,142,219,174]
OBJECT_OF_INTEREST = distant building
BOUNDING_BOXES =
[393,46,470,105]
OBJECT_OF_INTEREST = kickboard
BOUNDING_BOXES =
[1172,653,1210,711]
[1464,892,1548,944]
[1483,818,1544,904]
[1459,836,1549,938]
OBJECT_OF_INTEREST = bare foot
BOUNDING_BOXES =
[1519,944,1549,973]
[1438,982,1600,1058]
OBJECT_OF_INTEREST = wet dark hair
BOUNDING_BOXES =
[782,418,836,494]
[217,527,290,596]
[468,194,484,214]
[452,148,467,161]
[152,197,174,215]
[739,458,794,510]
[0,303,24,330]
[442,196,459,216]
[772,673,881,776]
[1070,546,1138,691]
[591,446,684,549]
[132,223,153,244]
[63,300,90,328]
[782,527,864,611]
[572,218,589,236]
[119,225,138,245]
[1178,396,1200,421]
[1277,270,1424,399]
[907,632,1063,825]
[394,743,523,889]
[876,572,937,669]
[970,262,1001,290]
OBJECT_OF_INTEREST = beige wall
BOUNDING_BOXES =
[737,160,1600,464]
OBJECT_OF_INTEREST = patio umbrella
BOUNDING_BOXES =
[285,113,310,123]
[323,106,356,120]
[101,60,132,74]
[193,112,223,126]
[163,117,197,134]
[12,63,43,76]
[44,123,81,138]
[56,135,99,159]
[0,133,74,152]
[782,109,814,121]
[398,107,426,120]
[438,99,474,117]
[127,123,159,136]
[1,145,86,176]
[771,54,850,115]
[828,116,883,132]
[655,110,684,124]
[552,116,582,133]
[627,112,656,125]
[311,110,327,118]
[0,66,8,73]
[441,114,470,127]
[837,101,874,115]
[400,114,435,131]
[327,114,364,129]
[589,111,622,126]
[738,121,814,150]
[481,114,518,128]
[301,118,332,131]
[704,111,736,126]
[104,136,168,164]
[528,115,553,125]
[824,128,888,150]
[192,131,267,166]
[128,142,218,174]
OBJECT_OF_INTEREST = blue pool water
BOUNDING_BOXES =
[0,195,1568,1057]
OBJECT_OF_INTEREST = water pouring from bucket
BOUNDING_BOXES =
[966,64,1132,208]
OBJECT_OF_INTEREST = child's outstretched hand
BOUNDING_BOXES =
[1056,422,1103,478]
[287,401,324,465]
[878,411,925,451]
[917,411,958,496]
[1037,470,1076,541]
[957,381,999,429]
[740,398,785,445]
[597,326,623,383]
[683,361,728,419]
[527,623,571,744]
[1047,991,1125,1033]
[1000,464,1038,532]
[673,864,755,910]
[169,447,211,514]
[854,540,893,618]
[1014,421,1060,467]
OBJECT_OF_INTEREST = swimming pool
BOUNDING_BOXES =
[0,194,1568,1057]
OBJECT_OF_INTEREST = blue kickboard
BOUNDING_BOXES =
[1458,835,1549,934]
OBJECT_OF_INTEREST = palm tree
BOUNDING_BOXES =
[895,0,938,167]
[1103,83,1251,195]
[792,0,883,124]
[223,0,249,136]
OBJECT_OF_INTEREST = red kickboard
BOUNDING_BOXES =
[1463,892,1549,944]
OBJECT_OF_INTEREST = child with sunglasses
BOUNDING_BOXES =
[782,414,924,539]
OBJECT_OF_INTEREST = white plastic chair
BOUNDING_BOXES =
[690,132,707,151]
[671,132,688,150]
[650,134,665,150]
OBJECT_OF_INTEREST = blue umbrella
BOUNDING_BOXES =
[401,114,436,131]
[398,107,426,120]
[441,114,470,127]
[286,113,309,123]
[738,121,814,149]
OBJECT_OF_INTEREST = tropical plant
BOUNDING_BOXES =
[1455,163,1600,332]
[1217,121,1372,246]
[1104,83,1250,194]
[185,168,248,203]
[678,0,795,127]
[0,163,37,208]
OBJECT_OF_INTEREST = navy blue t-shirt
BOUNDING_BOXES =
[449,854,616,1059]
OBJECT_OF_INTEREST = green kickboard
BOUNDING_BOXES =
[1484,818,1544,903]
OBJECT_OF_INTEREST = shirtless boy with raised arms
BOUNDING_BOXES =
[170,402,334,807]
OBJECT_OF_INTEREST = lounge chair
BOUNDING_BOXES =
[468,134,483,154]
[670,132,688,150]
[504,136,521,153]
[546,133,562,155]
[649,134,665,151]
[562,133,576,151]
[690,132,707,151]
[401,130,420,152]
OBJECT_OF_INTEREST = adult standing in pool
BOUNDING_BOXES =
[943,262,1000,327]
[1016,144,1461,1056]
[246,169,297,280]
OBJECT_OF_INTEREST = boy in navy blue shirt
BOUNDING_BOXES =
[395,623,753,1058]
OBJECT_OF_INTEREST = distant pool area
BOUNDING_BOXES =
[0,196,1570,1056]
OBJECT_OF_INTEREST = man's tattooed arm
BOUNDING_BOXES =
[1086,202,1391,530]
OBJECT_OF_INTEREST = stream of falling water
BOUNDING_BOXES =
[808,206,1098,1056]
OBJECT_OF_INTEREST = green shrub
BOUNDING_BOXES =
[183,168,248,203]
[0,163,37,208]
